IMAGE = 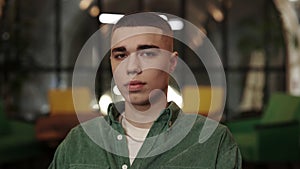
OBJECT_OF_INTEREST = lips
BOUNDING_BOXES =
[125,80,146,92]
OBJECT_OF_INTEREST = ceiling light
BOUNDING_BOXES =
[168,19,184,30]
[99,13,124,24]
[98,13,183,31]
[159,14,168,21]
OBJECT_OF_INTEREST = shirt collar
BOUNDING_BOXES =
[107,101,181,127]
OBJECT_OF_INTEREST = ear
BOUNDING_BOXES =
[169,51,178,73]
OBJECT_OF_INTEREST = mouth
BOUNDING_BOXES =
[125,80,146,92]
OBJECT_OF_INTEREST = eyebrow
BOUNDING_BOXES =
[111,45,159,53]
[137,45,159,50]
[111,46,126,53]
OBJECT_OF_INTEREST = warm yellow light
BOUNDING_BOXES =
[208,3,224,22]
[0,0,5,17]
[89,5,100,17]
[212,9,224,22]
[79,0,92,10]
[0,0,5,7]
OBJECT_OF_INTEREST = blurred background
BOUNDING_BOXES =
[0,0,300,168]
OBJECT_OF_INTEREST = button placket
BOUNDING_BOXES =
[122,164,128,169]
[113,123,130,169]
[117,134,123,141]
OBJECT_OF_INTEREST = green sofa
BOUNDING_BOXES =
[0,100,43,164]
[227,93,300,162]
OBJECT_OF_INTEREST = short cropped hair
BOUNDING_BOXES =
[112,12,173,37]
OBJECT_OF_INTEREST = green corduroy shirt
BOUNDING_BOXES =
[49,102,242,169]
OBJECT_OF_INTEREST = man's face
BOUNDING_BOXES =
[110,26,177,107]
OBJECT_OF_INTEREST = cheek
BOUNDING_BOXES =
[111,62,126,86]
[145,70,169,85]
[156,58,171,72]
[110,61,118,73]
[111,61,126,79]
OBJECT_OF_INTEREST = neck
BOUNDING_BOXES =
[123,92,168,129]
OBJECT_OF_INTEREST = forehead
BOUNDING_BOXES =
[111,26,164,47]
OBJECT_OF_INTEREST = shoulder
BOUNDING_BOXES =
[192,114,242,168]
[49,116,111,168]
[192,113,230,131]
[57,116,110,156]
[184,113,235,144]
[63,116,108,145]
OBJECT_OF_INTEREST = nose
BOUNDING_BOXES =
[126,54,142,76]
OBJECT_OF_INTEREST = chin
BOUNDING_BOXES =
[126,96,150,106]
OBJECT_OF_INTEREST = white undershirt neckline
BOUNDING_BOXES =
[121,115,150,165]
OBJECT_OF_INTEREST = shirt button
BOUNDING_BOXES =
[117,134,123,140]
[122,164,128,169]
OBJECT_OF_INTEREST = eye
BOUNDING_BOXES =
[113,53,127,60]
[138,50,158,57]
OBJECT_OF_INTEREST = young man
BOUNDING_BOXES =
[49,12,242,169]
